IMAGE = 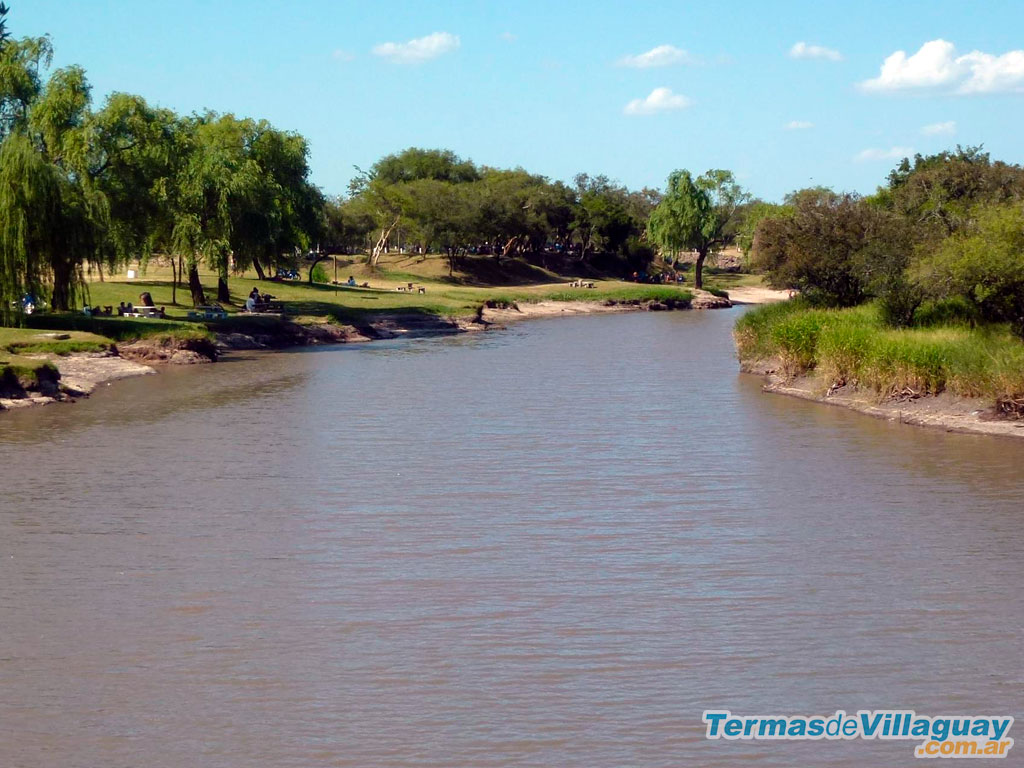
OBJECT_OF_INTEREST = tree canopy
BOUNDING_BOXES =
[0,22,322,314]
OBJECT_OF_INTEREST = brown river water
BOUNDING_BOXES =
[1,308,1022,767]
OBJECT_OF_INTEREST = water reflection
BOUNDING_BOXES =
[1,308,1022,767]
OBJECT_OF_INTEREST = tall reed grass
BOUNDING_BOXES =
[734,299,1024,406]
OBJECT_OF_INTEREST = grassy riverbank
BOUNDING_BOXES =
[735,299,1024,416]
[10,252,729,346]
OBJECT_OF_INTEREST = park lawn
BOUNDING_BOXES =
[81,255,704,324]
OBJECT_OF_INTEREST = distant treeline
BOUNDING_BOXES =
[324,148,663,277]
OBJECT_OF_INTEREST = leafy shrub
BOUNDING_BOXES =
[913,296,980,328]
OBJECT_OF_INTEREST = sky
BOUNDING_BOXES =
[14,1,1024,201]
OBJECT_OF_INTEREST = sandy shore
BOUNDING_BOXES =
[478,288,754,324]
[743,360,1024,440]
[0,353,155,410]
[479,300,640,323]
[726,286,791,304]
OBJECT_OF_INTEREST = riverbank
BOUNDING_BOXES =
[1,281,786,412]
[735,301,1024,439]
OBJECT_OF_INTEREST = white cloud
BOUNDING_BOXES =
[618,45,694,68]
[789,42,842,61]
[855,146,915,162]
[785,120,814,130]
[372,32,460,64]
[624,87,692,115]
[860,39,1024,94]
[922,120,956,135]
[332,49,355,62]
[500,32,517,43]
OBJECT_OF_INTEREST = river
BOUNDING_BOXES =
[1,308,1022,767]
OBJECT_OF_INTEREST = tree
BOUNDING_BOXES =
[370,147,479,185]
[402,179,475,275]
[324,195,375,253]
[752,189,912,309]
[0,35,52,140]
[735,200,792,256]
[874,146,1024,240]
[571,174,641,264]
[915,203,1024,338]
[228,118,323,282]
[648,169,748,289]
[0,4,10,53]
[89,93,181,275]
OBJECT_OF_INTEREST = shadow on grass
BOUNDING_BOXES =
[25,314,199,340]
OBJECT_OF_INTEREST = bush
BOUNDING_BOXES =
[913,296,980,328]
[877,275,923,328]
[914,204,1024,338]
[311,263,329,283]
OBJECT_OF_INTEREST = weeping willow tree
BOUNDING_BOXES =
[169,117,238,307]
[0,134,53,322]
[0,133,95,321]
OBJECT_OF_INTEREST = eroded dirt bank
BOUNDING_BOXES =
[742,359,1024,440]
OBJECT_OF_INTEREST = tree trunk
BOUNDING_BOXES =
[370,215,400,267]
[694,247,707,290]
[171,258,177,305]
[217,274,230,304]
[51,260,73,311]
[252,256,266,281]
[188,262,207,307]
[308,254,329,284]
[498,236,520,265]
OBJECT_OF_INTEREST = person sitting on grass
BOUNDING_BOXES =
[245,293,257,313]
[347,275,356,286]
[118,301,127,315]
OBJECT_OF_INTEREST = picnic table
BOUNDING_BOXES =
[187,305,228,320]
[246,299,285,314]
[122,306,164,318]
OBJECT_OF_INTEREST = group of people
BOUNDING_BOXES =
[245,287,275,312]
[80,302,165,318]
[630,271,685,285]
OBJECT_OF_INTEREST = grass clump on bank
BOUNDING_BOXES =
[0,356,60,397]
[0,327,111,356]
[735,299,1024,412]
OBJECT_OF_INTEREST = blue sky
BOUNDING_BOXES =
[15,1,1024,201]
